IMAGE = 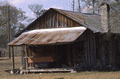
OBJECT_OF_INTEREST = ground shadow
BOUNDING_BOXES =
[5,69,20,74]
[76,65,120,72]
[77,68,120,72]
[0,59,9,61]
[5,70,11,73]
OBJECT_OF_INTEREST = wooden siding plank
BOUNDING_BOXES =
[61,15,63,27]
[49,12,51,28]
[58,13,61,27]
[90,31,94,66]
[51,11,53,27]
[43,16,45,28]
[52,12,55,28]
[65,16,67,27]
[44,16,46,28]
[26,10,82,30]
[46,14,49,28]
[67,18,69,27]
[63,16,65,27]
[56,12,59,28]
[54,12,56,28]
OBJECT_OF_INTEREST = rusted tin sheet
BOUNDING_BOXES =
[9,32,38,46]
[53,8,104,33]
[8,27,86,46]
[15,8,106,37]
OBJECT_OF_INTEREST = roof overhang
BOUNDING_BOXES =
[8,27,86,46]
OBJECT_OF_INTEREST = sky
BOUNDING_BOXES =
[7,0,81,18]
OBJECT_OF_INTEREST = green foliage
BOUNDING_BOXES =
[0,1,27,47]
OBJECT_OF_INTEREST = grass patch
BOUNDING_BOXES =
[0,57,120,79]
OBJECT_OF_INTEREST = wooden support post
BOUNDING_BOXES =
[9,47,11,59]
[12,46,15,74]
[21,46,25,67]
[25,46,28,69]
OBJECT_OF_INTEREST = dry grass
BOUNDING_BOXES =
[0,57,120,79]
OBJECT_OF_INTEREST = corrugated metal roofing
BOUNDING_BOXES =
[14,8,120,37]
[14,8,105,37]
[53,8,104,33]
[8,27,86,46]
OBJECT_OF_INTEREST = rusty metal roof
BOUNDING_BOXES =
[14,8,120,37]
[14,8,104,37]
[53,8,104,33]
[8,27,86,46]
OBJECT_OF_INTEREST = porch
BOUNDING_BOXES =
[8,27,87,74]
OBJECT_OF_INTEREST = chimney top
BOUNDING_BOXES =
[100,0,111,33]
[100,1,110,13]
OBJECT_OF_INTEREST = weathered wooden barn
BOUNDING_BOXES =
[8,2,120,73]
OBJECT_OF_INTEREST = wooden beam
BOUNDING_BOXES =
[21,46,26,67]
[21,68,73,73]
[12,47,15,74]
[25,46,28,69]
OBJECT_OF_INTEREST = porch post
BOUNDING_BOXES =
[25,46,28,69]
[21,46,25,67]
[12,46,15,74]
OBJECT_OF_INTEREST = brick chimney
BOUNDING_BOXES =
[100,1,110,33]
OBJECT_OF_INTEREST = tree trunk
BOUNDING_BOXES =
[78,0,81,13]
[93,1,95,14]
[73,0,75,11]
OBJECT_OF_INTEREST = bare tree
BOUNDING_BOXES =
[81,0,102,14]
[72,0,75,11]
[0,1,27,47]
[78,0,81,13]
[28,4,43,18]
[110,1,120,32]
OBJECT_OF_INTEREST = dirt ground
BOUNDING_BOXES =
[0,57,120,79]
